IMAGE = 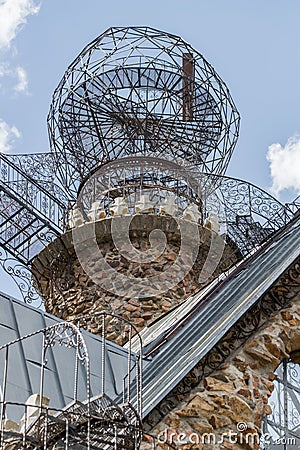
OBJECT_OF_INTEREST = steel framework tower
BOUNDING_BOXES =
[0,26,293,305]
[0,26,298,450]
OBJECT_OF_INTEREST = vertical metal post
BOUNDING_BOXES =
[139,344,143,417]
[93,175,96,205]
[140,167,144,196]
[135,357,140,415]
[74,335,79,402]
[43,408,48,450]
[0,346,9,447]
[101,314,106,397]
[39,334,46,420]
[86,355,91,450]
[22,406,28,447]
[65,418,69,450]
[283,359,288,450]
[127,326,132,403]
[182,53,194,122]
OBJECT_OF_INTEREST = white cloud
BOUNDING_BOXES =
[0,62,9,90]
[0,118,21,152]
[14,66,28,92]
[267,135,300,195]
[0,64,29,94]
[0,0,40,52]
[0,62,10,77]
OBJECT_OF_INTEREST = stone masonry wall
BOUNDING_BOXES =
[142,294,300,450]
[32,214,240,344]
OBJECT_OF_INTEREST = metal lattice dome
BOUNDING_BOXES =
[48,26,240,195]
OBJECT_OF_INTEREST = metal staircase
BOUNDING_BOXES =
[0,153,67,265]
[0,153,69,302]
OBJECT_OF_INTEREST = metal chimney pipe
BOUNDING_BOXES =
[182,52,194,121]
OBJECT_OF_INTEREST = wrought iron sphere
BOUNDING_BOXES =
[48,26,240,195]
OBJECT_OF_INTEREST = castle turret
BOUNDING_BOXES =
[32,27,242,339]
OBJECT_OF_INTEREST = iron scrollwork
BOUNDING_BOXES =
[45,322,89,365]
[0,247,41,306]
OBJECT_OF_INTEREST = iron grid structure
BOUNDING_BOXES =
[76,155,292,255]
[0,26,296,303]
[48,26,240,195]
[0,24,300,450]
[0,312,143,449]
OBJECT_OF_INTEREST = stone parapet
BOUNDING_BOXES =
[32,214,240,342]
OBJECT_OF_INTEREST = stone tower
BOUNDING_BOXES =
[31,27,243,338]
[0,27,298,450]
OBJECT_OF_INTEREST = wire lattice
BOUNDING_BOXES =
[48,26,240,195]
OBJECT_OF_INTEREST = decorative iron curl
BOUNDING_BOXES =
[0,247,41,306]
[0,152,55,182]
[45,322,89,364]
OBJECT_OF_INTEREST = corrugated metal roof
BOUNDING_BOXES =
[0,293,141,422]
[0,216,299,422]
[140,216,300,417]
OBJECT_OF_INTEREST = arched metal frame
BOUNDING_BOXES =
[0,312,143,449]
[76,156,293,255]
[77,156,204,219]
[0,151,295,303]
[261,359,300,449]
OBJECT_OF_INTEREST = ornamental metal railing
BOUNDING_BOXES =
[0,153,67,265]
[261,359,300,449]
[0,312,143,449]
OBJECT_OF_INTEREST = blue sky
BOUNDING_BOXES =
[1,0,300,297]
